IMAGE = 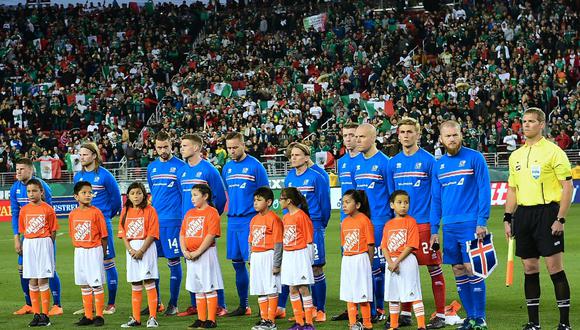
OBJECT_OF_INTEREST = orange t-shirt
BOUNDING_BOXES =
[68,206,108,248]
[380,215,419,258]
[18,201,59,239]
[180,206,221,252]
[282,209,313,251]
[249,210,283,252]
[341,212,375,256]
[117,205,160,241]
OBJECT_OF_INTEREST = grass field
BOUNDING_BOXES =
[1,206,578,329]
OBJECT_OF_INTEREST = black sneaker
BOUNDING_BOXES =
[29,313,41,327]
[227,306,249,317]
[75,316,94,326]
[426,316,446,329]
[332,310,350,321]
[93,316,104,327]
[164,304,178,316]
[522,322,541,330]
[399,314,412,326]
[203,320,217,328]
[187,319,204,329]
[37,313,51,327]
[120,317,141,328]
[557,324,571,330]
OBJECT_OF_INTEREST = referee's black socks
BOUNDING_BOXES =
[550,270,571,326]
[524,272,540,325]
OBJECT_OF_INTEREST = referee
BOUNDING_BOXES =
[504,108,573,330]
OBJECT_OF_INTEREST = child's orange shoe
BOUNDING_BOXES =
[275,307,286,319]
[13,304,33,315]
[48,305,63,316]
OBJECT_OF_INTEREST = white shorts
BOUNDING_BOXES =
[126,240,159,282]
[281,248,314,286]
[384,254,423,303]
[340,253,373,303]
[185,246,224,293]
[74,246,106,286]
[23,237,55,279]
[249,250,281,296]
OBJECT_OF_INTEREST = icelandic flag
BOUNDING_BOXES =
[466,233,497,279]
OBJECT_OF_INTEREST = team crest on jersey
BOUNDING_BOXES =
[74,220,92,242]
[459,160,466,167]
[531,165,541,180]
[372,165,378,171]
[152,168,157,173]
[94,176,100,182]
[440,164,445,169]
[125,217,145,239]
[170,167,176,173]
[396,163,402,169]
[196,172,202,178]
[243,167,249,173]
[25,214,46,235]
[182,172,186,177]
[288,182,293,187]
[16,189,20,194]
[251,225,267,247]
[415,162,422,169]
[283,225,297,246]
[342,163,346,168]
[387,229,407,253]
[303,179,309,185]
[343,229,360,253]
[356,165,361,170]
[227,168,232,173]
[185,216,204,238]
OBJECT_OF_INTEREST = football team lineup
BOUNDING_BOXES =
[8,118,579,330]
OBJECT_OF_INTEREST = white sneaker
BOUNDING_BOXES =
[103,305,116,315]
[121,316,141,328]
[350,322,364,330]
[72,308,85,315]
[146,317,159,328]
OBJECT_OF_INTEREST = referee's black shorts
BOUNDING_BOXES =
[513,202,564,259]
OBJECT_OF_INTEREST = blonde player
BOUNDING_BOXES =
[180,184,224,329]
[69,181,107,327]
[279,187,316,330]
[118,182,160,328]
[249,187,283,330]
[382,190,425,330]
[340,189,375,330]
[18,179,58,327]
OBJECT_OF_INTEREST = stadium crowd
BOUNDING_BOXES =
[0,0,578,174]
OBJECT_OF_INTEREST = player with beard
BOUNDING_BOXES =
[430,121,491,330]
[146,131,185,316]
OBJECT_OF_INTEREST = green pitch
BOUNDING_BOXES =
[1,206,578,329]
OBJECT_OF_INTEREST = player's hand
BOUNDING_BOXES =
[504,221,512,240]
[133,249,144,260]
[387,260,399,274]
[14,236,22,255]
[551,220,564,236]
[430,234,439,250]
[476,226,488,240]
[272,267,280,275]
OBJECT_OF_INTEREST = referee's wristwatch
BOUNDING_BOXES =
[557,217,566,224]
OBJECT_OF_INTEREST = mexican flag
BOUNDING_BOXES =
[34,160,62,180]
[340,93,361,105]
[259,100,286,110]
[232,89,247,97]
[30,83,54,96]
[303,13,328,32]
[210,83,233,98]
[361,99,395,117]
[296,83,328,93]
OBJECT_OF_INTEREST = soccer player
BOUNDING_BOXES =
[386,118,446,329]
[223,132,269,317]
[74,142,123,314]
[382,190,426,330]
[337,123,360,221]
[353,123,390,321]
[277,143,330,322]
[504,108,573,330]
[19,179,59,327]
[181,184,225,329]
[118,182,160,328]
[11,158,63,316]
[177,134,228,317]
[430,121,491,330]
[147,131,184,316]
[69,181,107,327]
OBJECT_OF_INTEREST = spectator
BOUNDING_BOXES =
[555,130,572,150]
[503,129,518,152]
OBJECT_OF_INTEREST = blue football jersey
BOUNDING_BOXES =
[74,167,122,221]
[10,176,53,235]
[353,151,391,223]
[285,167,331,228]
[147,156,185,226]
[177,159,227,217]
[223,154,269,221]
[387,148,435,224]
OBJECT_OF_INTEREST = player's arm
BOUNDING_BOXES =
[367,243,375,266]
[317,174,331,227]
[179,233,192,260]
[395,246,415,264]
[11,185,21,254]
[429,169,442,246]
[210,168,227,215]
[382,246,397,273]
[504,155,518,239]
[134,235,155,260]
[273,243,282,274]
[191,234,216,260]
[385,160,395,200]
[553,149,573,234]
[42,180,53,205]
[106,172,123,216]
[48,208,58,241]
[255,162,270,188]
[474,153,491,238]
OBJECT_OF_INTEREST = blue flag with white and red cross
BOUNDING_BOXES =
[466,233,497,279]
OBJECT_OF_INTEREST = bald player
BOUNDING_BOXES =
[352,123,390,322]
